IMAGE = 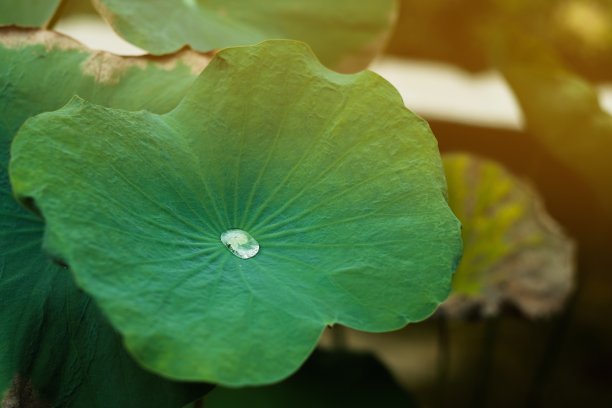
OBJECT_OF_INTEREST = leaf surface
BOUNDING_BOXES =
[0,0,62,27]
[10,40,462,386]
[0,27,209,169]
[1,28,211,406]
[441,153,575,318]
[92,0,397,72]
[0,182,212,406]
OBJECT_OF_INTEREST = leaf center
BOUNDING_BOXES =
[220,229,260,259]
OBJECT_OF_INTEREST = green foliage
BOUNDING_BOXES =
[0,0,61,27]
[9,40,461,386]
[442,154,574,318]
[0,27,208,167]
[2,0,398,72]
[0,28,213,406]
[93,0,397,71]
[3,0,598,405]
[0,181,212,406]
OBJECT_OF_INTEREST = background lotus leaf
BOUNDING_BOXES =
[441,153,575,318]
[92,0,397,72]
[1,28,212,406]
[0,27,209,168]
[498,42,612,218]
[388,0,612,83]
[0,0,62,28]
[9,40,462,386]
[388,1,612,217]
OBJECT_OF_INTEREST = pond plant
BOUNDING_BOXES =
[1,0,587,407]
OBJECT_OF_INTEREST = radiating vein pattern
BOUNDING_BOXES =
[9,40,462,386]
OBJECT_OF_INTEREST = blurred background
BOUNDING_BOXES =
[12,0,612,406]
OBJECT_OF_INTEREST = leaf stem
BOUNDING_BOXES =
[436,313,450,408]
[44,0,68,30]
[472,317,499,408]
[524,291,578,407]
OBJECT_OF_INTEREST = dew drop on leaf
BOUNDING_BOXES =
[220,229,260,259]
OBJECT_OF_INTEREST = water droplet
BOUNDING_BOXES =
[220,229,260,259]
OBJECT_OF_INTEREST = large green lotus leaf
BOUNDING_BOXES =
[203,350,417,407]
[1,28,212,406]
[0,0,61,27]
[0,172,212,406]
[441,153,575,318]
[9,40,462,386]
[0,27,210,169]
[92,0,397,72]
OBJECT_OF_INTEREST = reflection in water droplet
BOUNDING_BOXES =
[220,229,260,259]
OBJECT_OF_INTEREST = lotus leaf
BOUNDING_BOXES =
[441,153,574,318]
[501,52,612,217]
[483,3,612,216]
[1,28,211,406]
[0,183,211,406]
[10,40,462,386]
[0,27,209,168]
[92,0,397,72]
[387,0,612,82]
[0,0,62,27]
